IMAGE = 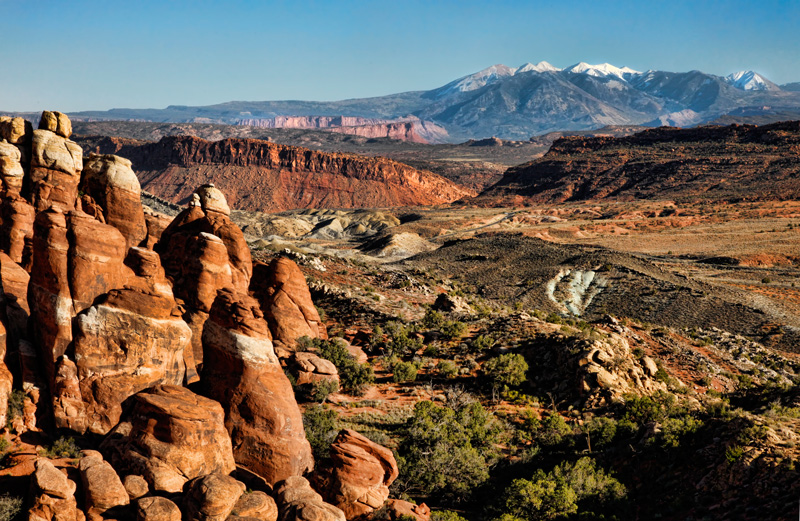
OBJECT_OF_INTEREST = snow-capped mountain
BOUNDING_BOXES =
[563,62,641,81]
[516,61,561,73]
[725,70,777,91]
[69,61,800,142]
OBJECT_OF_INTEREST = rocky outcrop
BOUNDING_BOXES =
[102,385,236,494]
[251,257,326,349]
[183,473,246,521]
[29,459,86,521]
[39,110,73,139]
[29,128,83,212]
[0,318,11,429]
[312,430,399,520]
[81,153,147,249]
[28,208,131,391]
[274,476,346,521]
[290,352,339,386]
[98,135,474,212]
[155,186,252,367]
[0,139,24,195]
[480,121,800,204]
[202,288,313,485]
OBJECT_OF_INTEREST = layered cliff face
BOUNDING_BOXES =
[81,135,476,212]
[480,121,800,204]
[236,116,448,144]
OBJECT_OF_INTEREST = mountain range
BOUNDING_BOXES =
[62,61,800,142]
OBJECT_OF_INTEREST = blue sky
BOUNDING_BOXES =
[2,0,799,111]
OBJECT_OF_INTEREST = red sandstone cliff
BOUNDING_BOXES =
[83,135,475,212]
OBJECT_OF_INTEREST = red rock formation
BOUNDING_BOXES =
[29,128,83,212]
[202,288,314,485]
[156,186,252,366]
[312,429,399,519]
[383,500,430,521]
[0,317,11,428]
[101,135,475,212]
[251,257,326,349]
[81,153,147,250]
[102,385,236,494]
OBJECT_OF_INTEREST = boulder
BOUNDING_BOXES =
[39,110,73,138]
[312,430,399,519]
[231,491,278,521]
[30,128,83,211]
[202,289,313,485]
[291,352,339,386]
[135,497,181,521]
[183,473,246,521]
[29,459,85,521]
[52,355,87,433]
[102,385,236,494]
[0,194,35,265]
[123,474,149,500]
[274,476,345,521]
[251,257,326,349]
[78,450,129,513]
[81,153,147,249]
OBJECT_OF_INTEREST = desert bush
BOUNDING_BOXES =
[310,379,339,403]
[440,320,468,340]
[5,390,25,429]
[437,360,459,379]
[430,511,468,521]
[483,353,528,388]
[393,361,418,383]
[386,322,424,356]
[303,405,339,460]
[0,494,23,521]
[394,400,502,499]
[422,308,445,329]
[472,334,495,351]
[315,338,375,395]
[497,457,625,520]
[40,436,81,459]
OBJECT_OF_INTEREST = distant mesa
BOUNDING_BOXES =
[478,120,800,204]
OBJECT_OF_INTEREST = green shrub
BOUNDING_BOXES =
[315,338,375,395]
[472,334,495,351]
[5,390,25,429]
[0,494,23,521]
[437,360,458,379]
[393,361,418,383]
[498,458,625,520]
[422,308,445,329]
[394,400,502,498]
[303,405,339,460]
[310,379,339,403]
[483,353,528,388]
[431,511,468,521]
[440,320,468,340]
[40,436,81,459]
[725,445,745,464]
[538,412,573,448]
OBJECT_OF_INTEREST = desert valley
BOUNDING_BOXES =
[2,33,800,521]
